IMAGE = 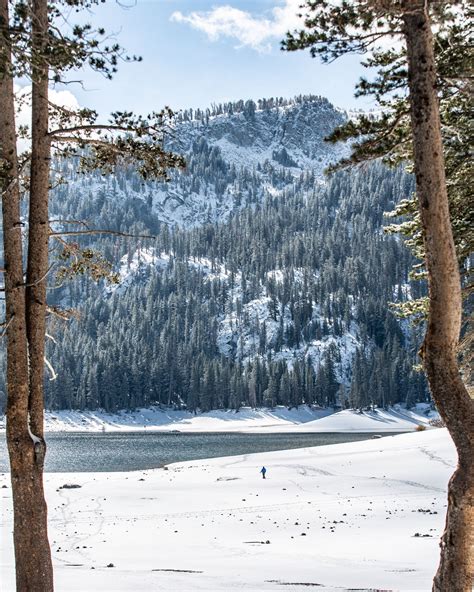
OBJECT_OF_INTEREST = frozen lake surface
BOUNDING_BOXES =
[0,431,398,472]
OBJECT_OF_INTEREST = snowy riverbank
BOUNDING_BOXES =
[0,403,439,434]
[0,428,454,590]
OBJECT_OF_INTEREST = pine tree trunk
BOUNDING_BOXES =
[11,0,54,588]
[27,0,51,438]
[402,3,474,591]
[1,0,54,589]
[0,1,29,407]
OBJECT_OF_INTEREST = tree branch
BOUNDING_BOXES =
[50,229,157,239]
[48,123,135,137]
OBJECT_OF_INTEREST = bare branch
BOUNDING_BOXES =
[50,229,157,239]
[46,305,76,321]
[45,332,58,344]
[0,315,16,338]
[44,357,57,381]
[23,263,56,288]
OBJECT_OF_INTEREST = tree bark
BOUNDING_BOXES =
[1,1,53,590]
[0,2,29,405]
[402,3,474,591]
[4,0,55,589]
[27,0,51,438]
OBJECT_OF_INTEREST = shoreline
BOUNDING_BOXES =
[0,403,438,434]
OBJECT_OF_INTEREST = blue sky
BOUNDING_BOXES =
[66,0,372,116]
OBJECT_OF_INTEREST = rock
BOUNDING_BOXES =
[59,483,81,489]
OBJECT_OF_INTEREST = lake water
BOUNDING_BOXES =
[0,432,398,473]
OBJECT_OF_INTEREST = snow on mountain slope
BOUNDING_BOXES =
[56,96,348,229]
[217,290,360,382]
[106,248,230,295]
[173,97,347,172]
[107,246,363,382]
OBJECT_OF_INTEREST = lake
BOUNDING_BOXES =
[0,432,398,473]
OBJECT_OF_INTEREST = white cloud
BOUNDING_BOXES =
[171,0,303,53]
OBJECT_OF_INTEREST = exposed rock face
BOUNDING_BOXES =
[56,95,347,228]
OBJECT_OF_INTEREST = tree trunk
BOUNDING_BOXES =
[6,0,55,588]
[0,1,29,410]
[402,3,474,591]
[1,1,54,589]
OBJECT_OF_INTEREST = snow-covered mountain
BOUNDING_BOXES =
[40,95,424,413]
[54,95,347,228]
[172,96,346,170]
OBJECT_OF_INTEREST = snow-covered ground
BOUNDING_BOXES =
[0,428,455,591]
[277,406,440,434]
[0,404,438,433]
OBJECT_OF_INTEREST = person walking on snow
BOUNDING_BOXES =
[260,466,267,479]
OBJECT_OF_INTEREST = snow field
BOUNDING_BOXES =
[0,428,455,591]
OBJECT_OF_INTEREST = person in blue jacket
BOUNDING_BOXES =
[260,466,267,479]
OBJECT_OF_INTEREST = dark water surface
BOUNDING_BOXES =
[0,431,399,473]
